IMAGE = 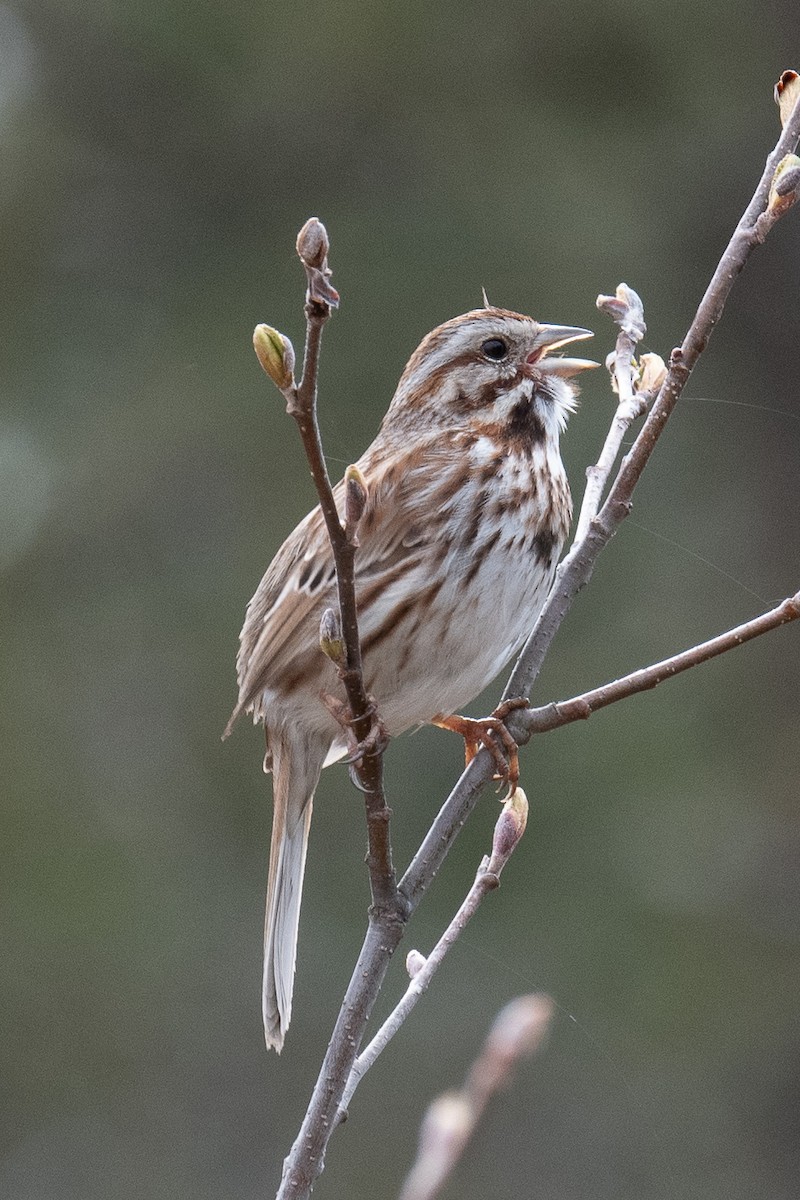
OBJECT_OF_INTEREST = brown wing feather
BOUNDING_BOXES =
[225,435,445,736]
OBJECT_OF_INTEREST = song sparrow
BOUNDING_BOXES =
[227,306,595,1051]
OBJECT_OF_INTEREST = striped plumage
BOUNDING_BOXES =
[227,307,595,1051]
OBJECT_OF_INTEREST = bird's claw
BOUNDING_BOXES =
[320,691,389,766]
[342,714,390,765]
[433,697,529,788]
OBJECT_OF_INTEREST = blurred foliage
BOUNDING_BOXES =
[2,0,800,1197]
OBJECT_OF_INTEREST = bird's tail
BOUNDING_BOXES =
[262,729,324,1052]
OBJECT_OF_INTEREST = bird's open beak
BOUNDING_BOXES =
[527,324,599,377]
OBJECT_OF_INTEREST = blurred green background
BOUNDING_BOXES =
[2,1,800,1196]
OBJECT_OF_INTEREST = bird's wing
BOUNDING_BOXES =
[225,437,449,736]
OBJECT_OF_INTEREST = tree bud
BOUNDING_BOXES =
[406,949,427,979]
[344,464,368,534]
[775,69,800,128]
[319,606,346,668]
[253,324,295,391]
[637,352,668,393]
[417,1092,472,1156]
[483,995,554,1078]
[596,283,646,341]
[486,786,528,875]
[296,217,330,268]
[768,154,800,216]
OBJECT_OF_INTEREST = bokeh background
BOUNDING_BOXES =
[3,1,800,1197]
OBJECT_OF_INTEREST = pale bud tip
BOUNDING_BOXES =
[637,351,668,393]
[486,994,554,1063]
[418,1092,472,1155]
[596,284,646,340]
[406,949,427,978]
[775,70,800,128]
[253,324,295,391]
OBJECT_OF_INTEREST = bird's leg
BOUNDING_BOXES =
[320,692,390,764]
[433,698,529,787]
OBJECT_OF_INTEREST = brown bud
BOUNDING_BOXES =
[344,464,368,536]
[775,69,800,128]
[319,606,346,668]
[296,217,329,269]
[253,324,295,391]
[486,786,528,875]
[296,218,340,308]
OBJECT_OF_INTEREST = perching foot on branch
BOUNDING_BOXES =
[320,691,390,766]
[433,698,529,787]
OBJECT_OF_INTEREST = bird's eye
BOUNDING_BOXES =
[480,337,508,361]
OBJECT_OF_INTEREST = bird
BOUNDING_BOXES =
[226,306,596,1051]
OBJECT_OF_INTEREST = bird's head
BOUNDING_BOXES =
[385,307,597,445]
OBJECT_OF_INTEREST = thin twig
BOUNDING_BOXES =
[282,219,398,913]
[573,284,650,544]
[338,789,529,1119]
[502,82,800,706]
[271,224,402,1200]
[523,591,800,735]
[396,995,554,1200]
[407,83,800,902]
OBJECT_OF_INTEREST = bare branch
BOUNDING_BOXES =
[269,222,403,1200]
[523,591,800,735]
[272,76,800,1200]
[265,218,397,914]
[409,76,800,907]
[503,77,800,705]
[338,789,529,1119]
[397,995,554,1200]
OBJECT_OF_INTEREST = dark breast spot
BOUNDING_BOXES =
[532,528,558,566]
[506,397,547,447]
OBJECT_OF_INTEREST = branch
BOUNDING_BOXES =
[523,591,800,735]
[396,995,554,1200]
[502,76,800,706]
[253,223,402,1199]
[404,74,800,901]
[270,74,800,1200]
[253,219,397,913]
[338,788,529,1119]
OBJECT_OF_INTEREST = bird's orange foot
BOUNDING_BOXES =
[433,698,529,787]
